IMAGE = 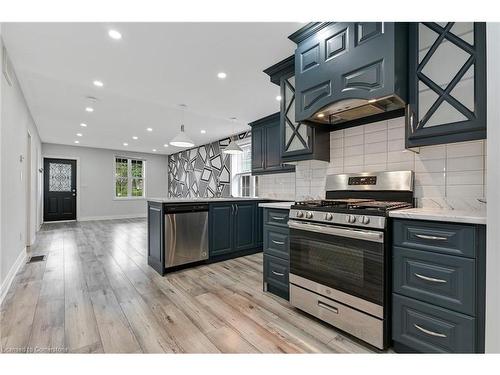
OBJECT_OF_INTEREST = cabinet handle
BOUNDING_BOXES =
[415,234,448,241]
[271,270,285,277]
[318,301,339,314]
[414,273,447,284]
[235,204,238,216]
[271,216,285,220]
[271,240,285,245]
[414,324,447,338]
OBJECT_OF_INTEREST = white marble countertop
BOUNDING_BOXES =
[147,197,284,204]
[258,201,294,209]
[389,208,486,225]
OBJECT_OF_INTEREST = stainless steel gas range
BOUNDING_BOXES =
[288,171,414,350]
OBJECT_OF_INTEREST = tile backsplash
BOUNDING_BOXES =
[258,116,487,210]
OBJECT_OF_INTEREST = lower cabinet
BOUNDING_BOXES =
[262,208,290,300]
[392,219,486,353]
[209,201,263,259]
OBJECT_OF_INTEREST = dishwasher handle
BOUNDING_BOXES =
[164,204,209,214]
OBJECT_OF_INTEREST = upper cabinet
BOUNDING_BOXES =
[406,22,486,147]
[289,22,408,127]
[249,113,295,175]
[264,57,330,163]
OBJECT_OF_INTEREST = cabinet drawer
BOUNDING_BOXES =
[393,294,475,353]
[263,254,289,300]
[264,208,289,228]
[263,225,289,259]
[393,247,476,315]
[393,219,476,258]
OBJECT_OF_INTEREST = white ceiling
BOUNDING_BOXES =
[2,22,302,154]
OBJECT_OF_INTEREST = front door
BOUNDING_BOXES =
[43,158,77,221]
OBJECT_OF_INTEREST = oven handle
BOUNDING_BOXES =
[288,220,384,243]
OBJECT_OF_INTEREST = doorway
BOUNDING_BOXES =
[26,131,32,245]
[43,158,77,221]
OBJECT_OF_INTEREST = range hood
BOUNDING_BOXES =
[289,22,408,127]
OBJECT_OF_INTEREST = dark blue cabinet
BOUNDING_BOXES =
[209,201,263,259]
[264,57,330,163]
[289,22,408,125]
[406,22,486,147]
[209,203,234,257]
[262,208,290,300]
[249,113,295,175]
[392,219,486,353]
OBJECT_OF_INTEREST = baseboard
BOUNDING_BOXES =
[77,213,147,222]
[0,247,27,305]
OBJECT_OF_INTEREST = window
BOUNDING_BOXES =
[114,157,145,198]
[230,142,258,197]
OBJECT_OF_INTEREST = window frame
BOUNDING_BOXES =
[113,156,147,200]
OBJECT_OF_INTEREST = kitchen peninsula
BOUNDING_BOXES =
[147,197,282,275]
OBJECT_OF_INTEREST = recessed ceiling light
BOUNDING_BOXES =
[276,95,282,101]
[108,29,122,40]
[74,140,79,144]
[317,113,325,118]
[132,136,138,140]
[123,142,128,146]
[93,80,104,87]
[217,72,227,79]
[80,123,87,127]
[147,128,153,132]
[152,149,157,152]
[163,144,169,147]
[200,129,206,134]
[76,133,82,137]
[85,107,94,112]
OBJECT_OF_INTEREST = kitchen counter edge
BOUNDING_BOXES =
[389,208,486,225]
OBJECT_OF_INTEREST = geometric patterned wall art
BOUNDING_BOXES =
[168,131,251,198]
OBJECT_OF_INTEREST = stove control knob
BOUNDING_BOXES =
[361,216,371,225]
[296,211,304,218]
[325,213,333,221]
[305,211,313,219]
[345,215,356,224]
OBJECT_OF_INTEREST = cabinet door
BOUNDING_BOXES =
[406,22,486,147]
[251,126,265,172]
[234,202,256,251]
[281,73,313,159]
[264,122,281,169]
[209,204,234,256]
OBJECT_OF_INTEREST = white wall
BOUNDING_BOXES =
[42,143,168,221]
[1,36,43,293]
[485,22,500,353]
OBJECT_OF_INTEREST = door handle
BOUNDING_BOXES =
[318,301,339,314]
[414,273,447,283]
[271,239,285,245]
[415,234,448,241]
[72,193,76,196]
[413,324,447,338]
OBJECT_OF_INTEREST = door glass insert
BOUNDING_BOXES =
[450,64,475,112]
[424,100,468,127]
[421,34,470,88]
[417,22,476,129]
[49,163,72,192]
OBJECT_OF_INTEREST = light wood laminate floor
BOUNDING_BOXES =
[1,218,380,353]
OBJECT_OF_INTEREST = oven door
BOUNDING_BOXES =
[288,219,385,307]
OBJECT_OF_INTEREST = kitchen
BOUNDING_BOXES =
[0,2,499,373]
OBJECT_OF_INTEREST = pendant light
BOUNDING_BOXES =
[223,117,243,155]
[169,105,195,148]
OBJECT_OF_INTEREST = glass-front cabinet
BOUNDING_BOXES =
[406,22,486,147]
[281,72,314,158]
[264,56,330,163]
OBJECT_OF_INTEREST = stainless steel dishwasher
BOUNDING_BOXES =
[164,204,209,268]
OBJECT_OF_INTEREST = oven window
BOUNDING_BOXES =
[289,228,384,305]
